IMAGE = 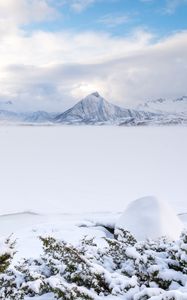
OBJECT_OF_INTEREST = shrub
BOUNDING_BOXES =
[1,229,187,299]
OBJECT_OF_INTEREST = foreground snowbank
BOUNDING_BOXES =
[0,208,187,300]
[116,196,184,241]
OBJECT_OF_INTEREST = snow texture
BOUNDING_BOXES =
[0,126,187,215]
[115,196,184,241]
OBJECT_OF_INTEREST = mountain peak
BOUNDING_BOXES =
[89,91,100,98]
[79,92,105,106]
[82,92,103,102]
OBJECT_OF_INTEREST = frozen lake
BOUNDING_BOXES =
[0,126,187,215]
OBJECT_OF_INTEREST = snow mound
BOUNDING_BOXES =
[115,196,184,241]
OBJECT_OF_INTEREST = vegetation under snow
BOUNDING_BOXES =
[1,229,187,299]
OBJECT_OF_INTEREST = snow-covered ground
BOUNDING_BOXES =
[0,126,187,215]
[0,125,187,261]
[0,211,118,260]
[0,125,187,300]
[0,210,186,262]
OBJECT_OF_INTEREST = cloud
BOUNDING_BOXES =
[0,28,153,67]
[140,0,187,14]
[68,0,96,12]
[0,1,186,111]
[0,25,187,112]
[162,0,187,14]
[0,27,153,110]
[98,13,131,28]
[0,0,58,25]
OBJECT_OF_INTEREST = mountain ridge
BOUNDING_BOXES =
[138,95,187,115]
[55,92,157,125]
[0,92,187,125]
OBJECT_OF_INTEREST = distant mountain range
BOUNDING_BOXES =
[0,92,187,125]
[138,96,187,114]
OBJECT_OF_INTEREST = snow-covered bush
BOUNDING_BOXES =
[0,236,21,300]
[0,236,15,273]
[1,229,187,299]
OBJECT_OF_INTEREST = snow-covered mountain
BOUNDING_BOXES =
[55,92,155,124]
[0,110,55,124]
[0,110,21,122]
[22,111,55,123]
[134,96,187,125]
[0,92,187,125]
[138,96,187,115]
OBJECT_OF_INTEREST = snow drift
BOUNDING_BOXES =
[115,196,184,241]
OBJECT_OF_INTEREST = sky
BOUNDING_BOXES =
[0,0,187,112]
